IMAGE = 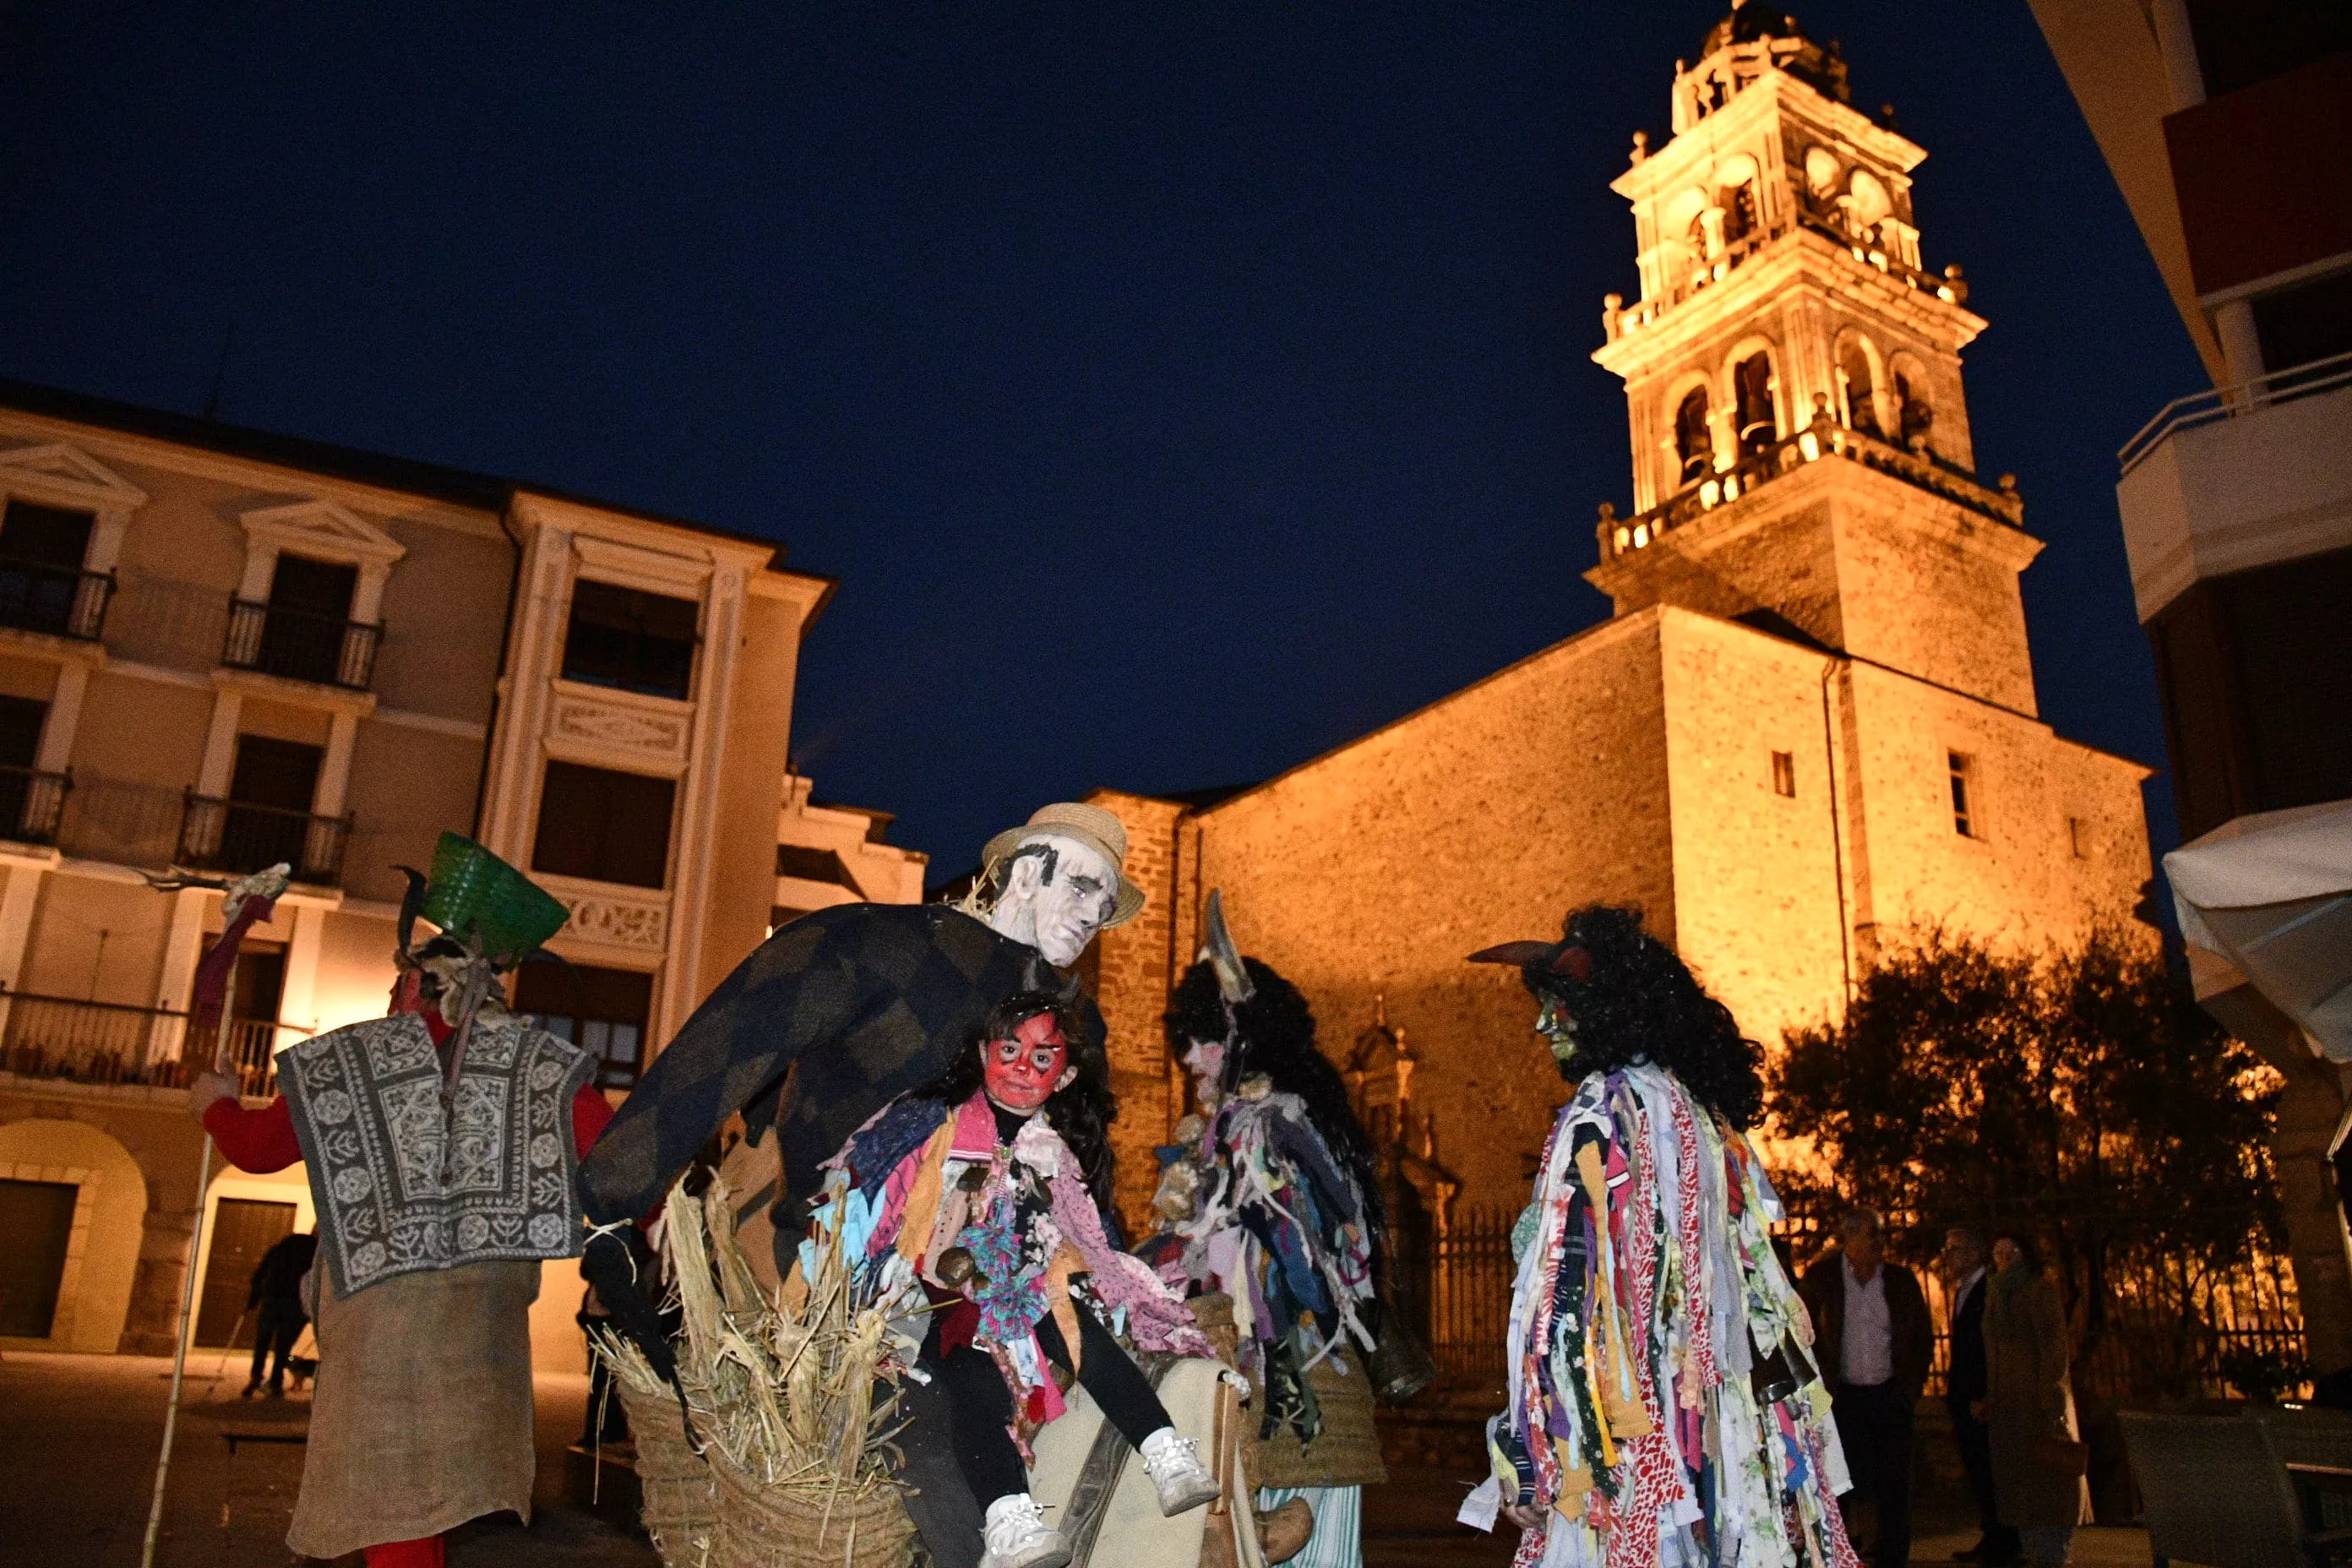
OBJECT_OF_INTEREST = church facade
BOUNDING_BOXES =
[1085,14,2155,1229]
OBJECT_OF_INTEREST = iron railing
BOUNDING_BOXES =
[220,597,381,690]
[1598,405,2023,565]
[0,560,114,642]
[177,793,351,885]
[0,991,302,1097]
[2119,346,2352,476]
[0,765,70,845]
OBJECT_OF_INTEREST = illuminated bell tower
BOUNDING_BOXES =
[1587,5,2044,716]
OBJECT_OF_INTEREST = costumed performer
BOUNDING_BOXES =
[576,802,1146,1568]
[1141,894,1407,1568]
[812,989,1219,1568]
[1461,905,1859,1568]
[188,835,611,1568]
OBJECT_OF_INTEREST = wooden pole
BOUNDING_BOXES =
[141,961,240,1568]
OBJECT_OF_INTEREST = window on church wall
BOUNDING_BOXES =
[1948,751,1979,838]
[1771,750,1796,798]
[1734,353,1778,456]
[1674,387,1713,484]
[2067,816,2090,859]
[1844,169,1892,240]
[1721,181,1758,248]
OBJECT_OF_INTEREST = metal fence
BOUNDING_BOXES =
[1414,1195,2310,1402]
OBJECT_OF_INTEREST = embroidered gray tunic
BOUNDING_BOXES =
[280,1011,596,1298]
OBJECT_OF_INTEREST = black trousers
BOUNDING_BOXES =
[248,1304,303,1388]
[924,1309,1173,1508]
[1832,1382,1914,1568]
[1949,1396,2018,1555]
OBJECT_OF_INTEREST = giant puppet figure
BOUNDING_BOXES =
[1462,906,1860,1568]
[576,801,1146,1568]
[189,836,608,1568]
[1143,894,1425,1568]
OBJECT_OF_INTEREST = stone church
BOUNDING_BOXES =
[1082,11,2156,1230]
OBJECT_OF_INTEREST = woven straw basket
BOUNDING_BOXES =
[615,1379,718,1568]
[706,1446,917,1568]
[1187,1294,1389,1491]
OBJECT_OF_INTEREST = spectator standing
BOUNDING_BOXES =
[1983,1236,2077,1568]
[1943,1228,2018,1565]
[243,1228,318,1400]
[1801,1209,1934,1568]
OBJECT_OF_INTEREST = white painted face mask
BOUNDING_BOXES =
[988,833,1118,968]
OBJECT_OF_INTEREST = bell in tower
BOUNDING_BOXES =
[1588,7,2040,716]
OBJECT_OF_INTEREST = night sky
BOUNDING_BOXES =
[0,3,2207,890]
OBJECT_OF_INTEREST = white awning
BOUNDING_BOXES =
[2164,799,2352,1061]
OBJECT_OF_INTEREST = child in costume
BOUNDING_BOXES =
[1463,906,1859,1568]
[1144,896,1404,1567]
[808,990,1219,1568]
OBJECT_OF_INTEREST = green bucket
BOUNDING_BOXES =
[418,832,569,962]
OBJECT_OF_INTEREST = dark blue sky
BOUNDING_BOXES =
[0,3,2206,885]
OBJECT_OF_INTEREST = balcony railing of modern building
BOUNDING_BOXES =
[1597,400,2024,564]
[1603,210,1967,345]
[220,596,382,691]
[0,990,302,1097]
[0,765,70,847]
[2119,347,2352,476]
[0,559,115,643]
[177,793,351,886]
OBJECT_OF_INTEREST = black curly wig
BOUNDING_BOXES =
[1166,956,1383,1230]
[1497,905,1766,1129]
[917,989,1119,1204]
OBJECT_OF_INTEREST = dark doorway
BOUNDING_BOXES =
[194,1198,297,1347]
[0,501,95,638]
[222,736,324,875]
[257,555,359,685]
[0,694,47,841]
[0,1178,79,1337]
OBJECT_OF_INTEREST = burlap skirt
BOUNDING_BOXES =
[287,1259,542,1559]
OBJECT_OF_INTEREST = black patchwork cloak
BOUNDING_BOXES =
[576,902,1105,1261]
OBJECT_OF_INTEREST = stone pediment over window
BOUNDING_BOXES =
[0,441,150,512]
[238,500,406,568]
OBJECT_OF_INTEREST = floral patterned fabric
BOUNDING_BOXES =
[281,1011,596,1297]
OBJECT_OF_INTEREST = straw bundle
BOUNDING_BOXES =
[593,1176,921,1568]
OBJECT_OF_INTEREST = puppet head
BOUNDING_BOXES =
[919,990,1119,1197]
[972,803,1146,968]
[1469,904,1766,1129]
[982,1005,1075,1113]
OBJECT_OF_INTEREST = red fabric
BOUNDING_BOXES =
[208,1081,612,1173]
[362,1533,446,1567]
[206,1095,302,1173]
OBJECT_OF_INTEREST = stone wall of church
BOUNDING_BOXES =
[1081,790,1189,1233]
[1166,612,1680,1217]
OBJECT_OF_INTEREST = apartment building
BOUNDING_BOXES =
[0,379,919,1359]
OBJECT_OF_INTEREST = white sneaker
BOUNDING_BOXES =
[982,1493,1071,1568]
[1138,1426,1221,1516]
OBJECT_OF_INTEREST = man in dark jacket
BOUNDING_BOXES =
[1941,1227,2019,1564]
[243,1228,317,1399]
[1800,1208,1934,1568]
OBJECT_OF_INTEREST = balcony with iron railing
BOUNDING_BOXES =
[0,558,115,643]
[0,765,70,847]
[220,596,381,691]
[177,793,351,886]
[0,990,302,1097]
[1597,399,2024,565]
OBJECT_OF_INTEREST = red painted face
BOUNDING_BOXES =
[983,1010,1070,1114]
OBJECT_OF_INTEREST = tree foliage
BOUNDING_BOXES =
[1768,927,2284,1392]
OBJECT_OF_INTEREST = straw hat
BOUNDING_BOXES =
[980,802,1146,928]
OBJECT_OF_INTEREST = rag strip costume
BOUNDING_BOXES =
[1143,913,1404,1568]
[815,1088,1211,1497]
[1463,907,1860,1568]
[201,835,606,1567]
